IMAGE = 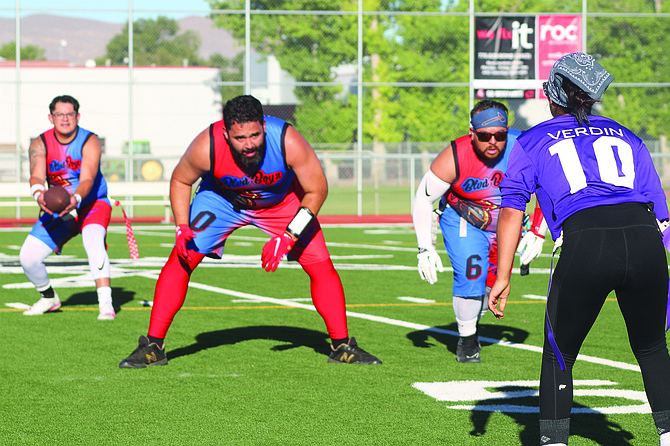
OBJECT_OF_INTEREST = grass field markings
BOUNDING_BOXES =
[0,227,30,233]
[397,296,436,303]
[326,242,426,252]
[0,253,441,273]
[330,254,394,259]
[413,380,651,414]
[109,229,175,237]
[331,263,418,270]
[2,267,165,291]
[224,234,431,253]
[522,294,548,300]
[130,271,641,373]
[1,305,302,312]
[415,379,611,401]
[56,373,244,381]
[321,223,413,229]
[0,298,614,312]
[2,306,122,313]
[363,229,416,235]
[230,298,313,303]
[0,249,635,372]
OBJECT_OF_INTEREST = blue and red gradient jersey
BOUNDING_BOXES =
[441,128,521,233]
[501,114,668,239]
[41,126,109,207]
[198,115,296,210]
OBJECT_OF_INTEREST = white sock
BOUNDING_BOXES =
[660,431,670,446]
[97,286,112,304]
[453,295,484,336]
[455,316,477,337]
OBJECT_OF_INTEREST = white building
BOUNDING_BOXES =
[0,61,221,153]
[0,61,219,181]
[0,58,300,181]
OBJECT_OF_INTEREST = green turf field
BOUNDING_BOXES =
[0,185,415,220]
[0,222,665,445]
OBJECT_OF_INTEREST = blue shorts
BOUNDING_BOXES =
[187,189,330,265]
[28,199,112,253]
[440,205,496,298]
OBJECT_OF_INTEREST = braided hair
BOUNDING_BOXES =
[556,77,600,126]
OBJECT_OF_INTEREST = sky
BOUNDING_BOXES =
[0,0,213,23]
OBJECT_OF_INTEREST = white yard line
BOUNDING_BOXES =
[0,222,638,373]
[134,272,640,373]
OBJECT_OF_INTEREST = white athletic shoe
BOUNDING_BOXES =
[23,295,61,315]
[98,300,116,320]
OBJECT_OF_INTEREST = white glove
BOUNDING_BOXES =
[417,248,444,284]
[516,231,545,266]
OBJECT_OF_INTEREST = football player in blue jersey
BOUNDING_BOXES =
[412,100,546,363]
[489,52,670,446]
[21,95,115,320]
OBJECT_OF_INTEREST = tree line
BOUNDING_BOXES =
[4,0,669,148]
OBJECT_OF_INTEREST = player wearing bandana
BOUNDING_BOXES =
[119,95,381,368]
[412,100,544,363]
[489,52,670,446]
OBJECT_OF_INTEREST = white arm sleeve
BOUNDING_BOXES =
[412,169,451,250]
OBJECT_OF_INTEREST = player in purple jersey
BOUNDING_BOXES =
[489,53,670,446]
[21,95,115,320]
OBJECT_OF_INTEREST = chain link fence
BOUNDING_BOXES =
[1,1,669,218]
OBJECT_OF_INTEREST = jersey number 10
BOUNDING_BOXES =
[549,136,635,194]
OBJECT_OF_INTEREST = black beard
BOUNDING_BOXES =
[230,140,266,171]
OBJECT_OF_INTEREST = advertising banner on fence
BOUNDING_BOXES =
[537,15,582,97]
[474,16,536,80]
[474,14,582,98]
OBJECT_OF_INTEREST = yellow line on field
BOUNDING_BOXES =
[0,298,618,313]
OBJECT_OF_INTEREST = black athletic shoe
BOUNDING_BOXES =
[456,334,481,363]
[328,337,382,364]
[119,336,168,368]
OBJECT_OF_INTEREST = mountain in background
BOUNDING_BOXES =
[0,14,242,65]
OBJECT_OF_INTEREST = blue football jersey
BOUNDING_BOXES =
[501,114,667,239]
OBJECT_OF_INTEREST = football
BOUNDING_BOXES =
[43,186,71,214]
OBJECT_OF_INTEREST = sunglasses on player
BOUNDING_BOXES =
[473,130,507,142]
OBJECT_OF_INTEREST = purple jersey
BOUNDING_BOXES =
[501,114,667,239]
